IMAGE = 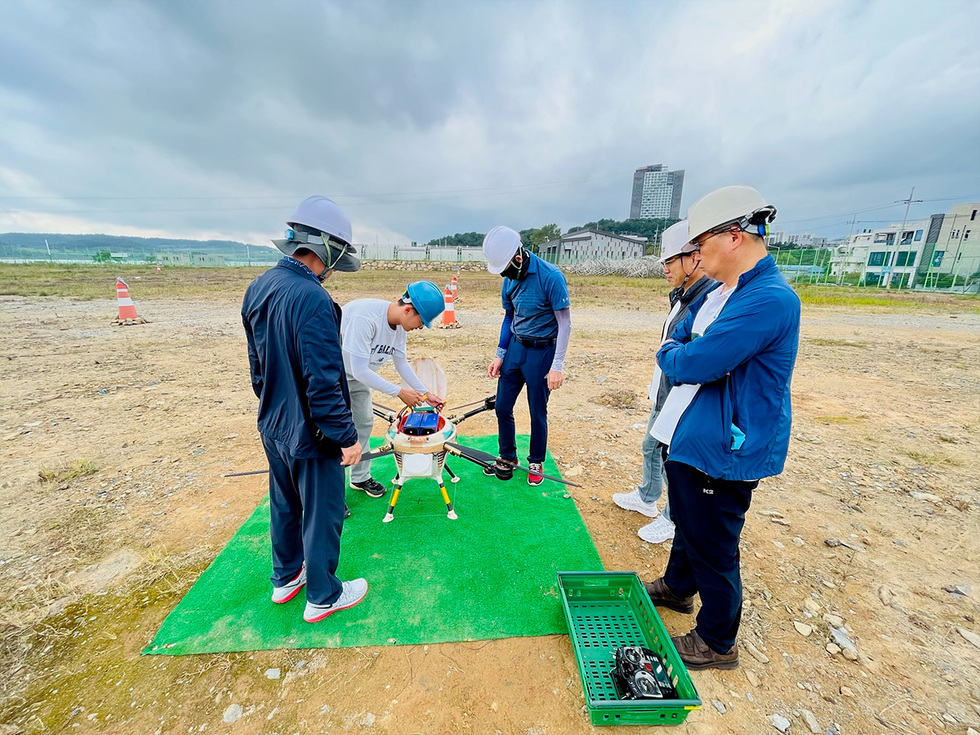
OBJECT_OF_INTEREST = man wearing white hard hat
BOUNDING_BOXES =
[641,186,800,670]
[613,220,716,544]
[242,195,368,624]
[481,226,571,486]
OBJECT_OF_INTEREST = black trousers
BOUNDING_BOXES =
[662,459,757,653]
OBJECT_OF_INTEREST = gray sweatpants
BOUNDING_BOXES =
[347,380,377,485]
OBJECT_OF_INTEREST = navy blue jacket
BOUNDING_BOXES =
[657,255,800,481]
[242,258,357,459]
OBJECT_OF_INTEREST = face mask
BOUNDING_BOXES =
[500,248,529,280]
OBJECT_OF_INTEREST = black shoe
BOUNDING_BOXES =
[482,458,515,481]
[344,504,351,519]
[350,477,387,498]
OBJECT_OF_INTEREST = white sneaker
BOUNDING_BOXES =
[638,515,675,544]
[612,489,661,518]
[271,565,306,604]
[303,578,369,623]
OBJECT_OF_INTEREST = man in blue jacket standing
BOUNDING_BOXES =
[242,195,368,624]
[645,186,800,669]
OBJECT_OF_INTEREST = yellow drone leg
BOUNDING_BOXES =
[440,483,458,520]
[383,482,403,523]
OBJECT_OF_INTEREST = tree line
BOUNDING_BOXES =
[427,217,677,254]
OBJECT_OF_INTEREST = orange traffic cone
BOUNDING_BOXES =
[113,278,147,326]
[440,284,458,328]
[450,273,459,302]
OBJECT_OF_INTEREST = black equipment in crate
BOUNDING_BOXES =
[611,646,679,701]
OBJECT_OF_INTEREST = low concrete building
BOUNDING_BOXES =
[539,229,647,265]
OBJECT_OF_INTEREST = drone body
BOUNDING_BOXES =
[227,358,579,520]
[381,405,460,522]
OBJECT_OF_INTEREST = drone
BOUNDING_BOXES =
[363,357,579,523]
[225,358,579,523]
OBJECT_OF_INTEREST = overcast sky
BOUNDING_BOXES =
[1,0,978,249]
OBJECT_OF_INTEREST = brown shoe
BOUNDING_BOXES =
[643,577,695,614]
[671,629,739,670]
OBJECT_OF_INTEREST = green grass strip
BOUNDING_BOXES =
[144,435,601,654]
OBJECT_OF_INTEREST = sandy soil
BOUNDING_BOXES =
[1,271,979,735]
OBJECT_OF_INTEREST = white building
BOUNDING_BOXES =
[768,232,829,248]
[828,218,932,287]
[629,164,684,220]
[925,202,980,282]
[539,229,647,265]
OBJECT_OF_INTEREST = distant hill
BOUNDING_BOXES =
[0,232,280,264]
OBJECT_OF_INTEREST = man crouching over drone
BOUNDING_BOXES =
[341,281,446,502]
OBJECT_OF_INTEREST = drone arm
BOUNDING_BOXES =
[447,395,496,425]
[360,445,395,462]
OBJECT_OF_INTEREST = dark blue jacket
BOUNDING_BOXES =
[657,255,800,481]
[242,258,357,459]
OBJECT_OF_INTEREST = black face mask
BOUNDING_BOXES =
[500,248,529,280]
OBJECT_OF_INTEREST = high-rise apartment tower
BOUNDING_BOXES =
[629,164,685,220]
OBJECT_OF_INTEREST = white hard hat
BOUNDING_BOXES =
[482,225,522,274]
[657,221,695,264]
[273,195,360,272]
[687,185,776,242]
[289,195,352,245]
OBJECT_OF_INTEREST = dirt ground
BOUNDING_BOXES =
[1,268,979,735]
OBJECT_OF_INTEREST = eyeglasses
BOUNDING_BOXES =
[662,252,693,267]
[691,227,737,252]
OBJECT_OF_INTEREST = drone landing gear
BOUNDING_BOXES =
[382,474,457,522]
[440,483,458,520]
[382,480,403,523]
[444,463,461,484]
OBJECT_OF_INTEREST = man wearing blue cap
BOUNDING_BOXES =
[341,281,446,499]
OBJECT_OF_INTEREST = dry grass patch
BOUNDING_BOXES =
[37,459,99,485]
[595,388,641,410]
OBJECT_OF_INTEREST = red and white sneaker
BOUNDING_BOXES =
[303,578,368,623]
[271,565,306,604]
[527,462,544,486]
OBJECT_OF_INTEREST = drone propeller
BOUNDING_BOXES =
[444,441,581,487]
[372,402,398,422]
[224,468,269,478]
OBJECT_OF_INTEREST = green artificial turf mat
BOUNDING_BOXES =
[145,434,602,654]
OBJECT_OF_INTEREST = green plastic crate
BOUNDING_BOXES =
[557,571,701,726]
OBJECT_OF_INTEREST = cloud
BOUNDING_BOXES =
[0,0,977,245]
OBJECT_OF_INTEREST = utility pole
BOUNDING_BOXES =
[836,213,859,285]
[882,187,922,289]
